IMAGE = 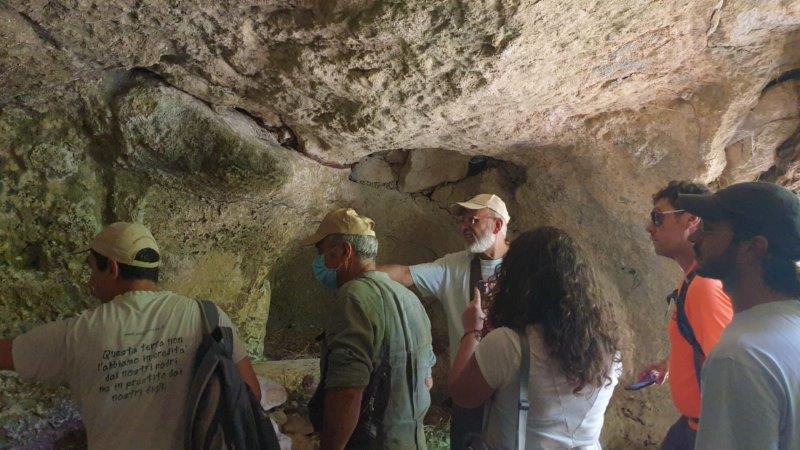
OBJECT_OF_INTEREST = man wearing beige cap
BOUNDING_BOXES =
[302,208,435,450]
[0,222,259,450]
[379,193,510,450]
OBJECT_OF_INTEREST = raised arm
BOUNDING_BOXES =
[376,264,414,287]
[449,289,494,408]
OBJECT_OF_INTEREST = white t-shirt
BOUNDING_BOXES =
[474,326,621,450]
[410,250,502,365]
[12,290,246,450]
[696,300,800,450]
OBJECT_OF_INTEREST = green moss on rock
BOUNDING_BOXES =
[0,108,103,335]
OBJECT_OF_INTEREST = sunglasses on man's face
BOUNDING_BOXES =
[649,209,685,227]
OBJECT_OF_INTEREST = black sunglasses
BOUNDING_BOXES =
[650,209,685,227]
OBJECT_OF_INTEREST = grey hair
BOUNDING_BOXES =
[325,233,379,261]
[487,210,508,236]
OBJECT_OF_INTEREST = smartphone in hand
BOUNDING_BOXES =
[625,372,658,391]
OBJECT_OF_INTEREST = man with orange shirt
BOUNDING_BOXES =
[639,181,734,449]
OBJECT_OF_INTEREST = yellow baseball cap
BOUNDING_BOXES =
[300,208,376,246]
[81,222,161,268]
[450,194,511,223]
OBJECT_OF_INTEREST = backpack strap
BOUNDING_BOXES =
[363,275,420,447]
[196,300,234,357]
[515,328,530,450]
[469,254,481,293]
[197,299,220,335]
[673,270,705,390]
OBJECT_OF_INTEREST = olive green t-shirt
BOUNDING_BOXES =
[321,271,436,449]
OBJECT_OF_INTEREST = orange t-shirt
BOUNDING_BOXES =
[667,265,733,427]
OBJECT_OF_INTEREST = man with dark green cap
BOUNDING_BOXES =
[302,208,436,450]
[679,182,800,450]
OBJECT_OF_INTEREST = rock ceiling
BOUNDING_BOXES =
[3,1,798,174]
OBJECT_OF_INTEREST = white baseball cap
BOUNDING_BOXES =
[450,194,511,223]
[80,222,160,268]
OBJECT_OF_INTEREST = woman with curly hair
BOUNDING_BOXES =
[449,226,624,449]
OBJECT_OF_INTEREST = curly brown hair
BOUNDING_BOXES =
[488,226,621,392]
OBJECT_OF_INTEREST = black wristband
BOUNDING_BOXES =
[461,329,482,342]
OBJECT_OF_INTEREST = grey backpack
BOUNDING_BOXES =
[185,300,280,450]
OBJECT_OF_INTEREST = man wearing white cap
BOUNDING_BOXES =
[0,222,259,450]
[379,193,510,450]
[301,208,435,450]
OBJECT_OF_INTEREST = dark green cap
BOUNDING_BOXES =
[678,182,800,260]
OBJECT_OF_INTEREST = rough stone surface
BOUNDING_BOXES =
[399,149,471,192]
[349,153,397,184]
[0,375,83,449]
[282,413,314,436]
[113,75,294,198]
[253,359,320,394]
[259,376,289,411]
[720,80,800,184]
[1,0,800,448]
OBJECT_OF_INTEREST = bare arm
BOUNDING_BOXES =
[321,387,364,450]
[235,357,262,401]
[376,264,414,288]
[0,339,13,371]
[450,353,494,408]
[449,288,493,407]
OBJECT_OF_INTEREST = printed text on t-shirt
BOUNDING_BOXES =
[96,337,187,401]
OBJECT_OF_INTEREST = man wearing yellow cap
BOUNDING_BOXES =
[302,208,435,450]
[0,222,259,450]
[378,193,510,450]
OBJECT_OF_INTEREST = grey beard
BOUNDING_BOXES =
[468,231,496,254]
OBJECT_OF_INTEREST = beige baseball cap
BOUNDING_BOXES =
[450,194,511,223]
[81,222,161,268]
[300,208,377,246]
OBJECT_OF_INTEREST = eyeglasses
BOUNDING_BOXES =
[649,209,685,227]
[455,215,488,226]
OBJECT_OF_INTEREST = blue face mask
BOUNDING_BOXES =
[312,253,339,290]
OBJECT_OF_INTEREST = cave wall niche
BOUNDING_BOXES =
[266,148,524,403]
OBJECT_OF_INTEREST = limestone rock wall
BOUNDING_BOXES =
[1,0,800,447]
